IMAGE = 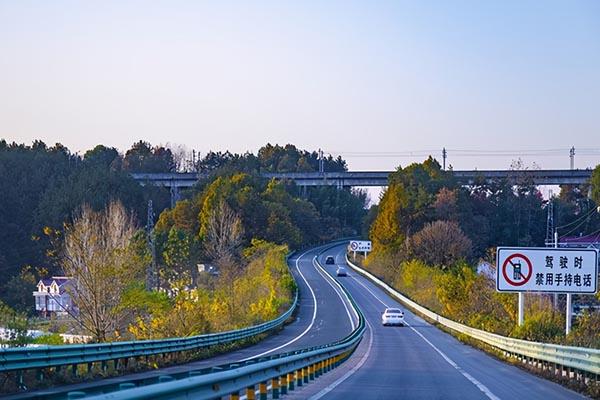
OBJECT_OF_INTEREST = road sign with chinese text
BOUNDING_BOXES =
[496,247,598,293]
[349,240,372,252]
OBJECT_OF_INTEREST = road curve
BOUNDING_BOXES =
[6,245,355,400]
[313,244,585,400]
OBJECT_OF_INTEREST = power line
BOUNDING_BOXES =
[555,206,598,230]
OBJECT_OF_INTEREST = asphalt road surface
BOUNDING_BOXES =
[312,244,585,400]
[6,244,357,399]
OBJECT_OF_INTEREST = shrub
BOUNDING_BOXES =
[411,220,472,268]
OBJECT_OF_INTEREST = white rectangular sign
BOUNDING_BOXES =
[496,247,598,293]
[349,240,372,252]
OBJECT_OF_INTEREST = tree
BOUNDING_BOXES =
[411,220,472,268]
[122,140,176,172]
[591,164,600,206]
[161,227,192,287]
[83,145,122,170]
[0,300,29,346]
[59,201,147,342]
[433,187,458,221]
[1,266,38,314]
[370,183,409,256]
[203,200,244,268]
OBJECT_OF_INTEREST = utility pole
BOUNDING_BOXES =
[146,200,157,290]
[442,148,447,170]
[570,147,575,170]
[318,149,324,174]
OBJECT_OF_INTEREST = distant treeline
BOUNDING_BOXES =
[0,140,366,313]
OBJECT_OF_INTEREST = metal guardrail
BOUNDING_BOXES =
[59,245,366,399]
[0,292,297,374]
[0,252,300,380]
[345,255,600,379]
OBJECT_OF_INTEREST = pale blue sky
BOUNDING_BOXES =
[1,1,599,171]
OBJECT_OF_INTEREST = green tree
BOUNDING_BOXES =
[122,140,176,172]
[162,227,192,285]
[83,145,122,170]
[591,164,600,205]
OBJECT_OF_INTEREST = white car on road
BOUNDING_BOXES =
[382,308,404,326]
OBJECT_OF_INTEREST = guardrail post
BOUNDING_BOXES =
[230,391,239,400]
[280,374,288,394]
[309,364,315,380]
[246,384,256,400]
[287,372,295,391]
[87,362,93,375]
[272,377,280,399]
[71,364,78,377]
[101,360,107,374]
[297,368,303,387]
[16,370,24,389]
[36,368,44,382]
[303,366,309,383]
[259,381,268,400]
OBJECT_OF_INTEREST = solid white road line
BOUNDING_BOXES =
[240,249,318,361]
[312,256,357,330]
[348,270,501,400]
[309,321,374,400]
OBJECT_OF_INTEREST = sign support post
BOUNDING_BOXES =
[554,232,558,309]
[353,251,356,261]
[566,293,572,335]
[518,292,524,326]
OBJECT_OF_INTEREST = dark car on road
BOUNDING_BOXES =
[325,256,335,264]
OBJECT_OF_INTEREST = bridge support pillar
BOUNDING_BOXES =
[170,186,181,208]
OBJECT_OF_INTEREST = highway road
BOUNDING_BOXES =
[6,245,357,399]
[310,244,585,400]
[7,243,586,399]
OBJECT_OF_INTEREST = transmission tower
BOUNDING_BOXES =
[146,200,158,290]
[570,147,575,170]
[442,147,447,170]
[545,191,554,246]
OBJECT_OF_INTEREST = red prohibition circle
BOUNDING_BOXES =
[502,253,533,286]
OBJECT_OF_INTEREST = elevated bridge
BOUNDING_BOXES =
[132,169,593,190]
